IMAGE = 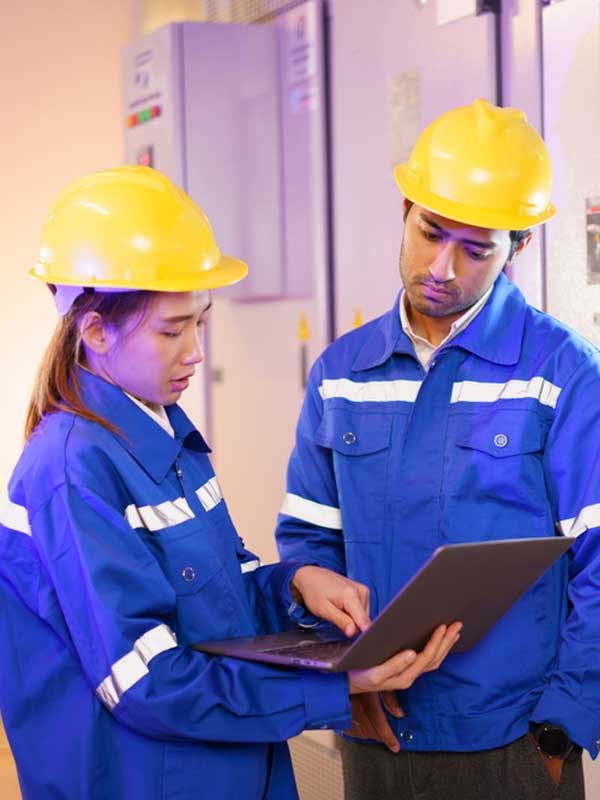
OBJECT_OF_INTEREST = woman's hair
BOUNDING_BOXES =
[24,289,154,440]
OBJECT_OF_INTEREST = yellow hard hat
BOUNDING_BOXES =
[394,99,555,231]
[31,165,248,292]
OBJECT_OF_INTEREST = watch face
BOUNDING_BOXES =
[539,726,570,758]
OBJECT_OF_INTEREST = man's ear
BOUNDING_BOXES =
[79,312,114,355]
[507,231,533,265]
[403,197,413,222]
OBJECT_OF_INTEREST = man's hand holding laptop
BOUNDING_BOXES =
[291,564,462,748]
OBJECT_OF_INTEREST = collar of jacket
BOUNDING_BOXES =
[351,273,527,372]
[73,366,210,483]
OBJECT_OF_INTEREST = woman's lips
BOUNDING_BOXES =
[170,377,190,392]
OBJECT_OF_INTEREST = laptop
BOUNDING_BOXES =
[194,537,572,672]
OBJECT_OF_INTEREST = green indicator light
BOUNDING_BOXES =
[139,109,152,123]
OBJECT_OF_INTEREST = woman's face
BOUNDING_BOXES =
[86,291,211,409]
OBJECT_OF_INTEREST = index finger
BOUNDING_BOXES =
[342,590,371,633]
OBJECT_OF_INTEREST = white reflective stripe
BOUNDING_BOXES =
[280,493,342,529]
[240,558,261,574]
[450,377,561,409]
[318,378,421,403]
[96,624,178,711]
[125,497,194,532]
[196,477,223,512]
[0,492,31,537]
[559,503,600,538]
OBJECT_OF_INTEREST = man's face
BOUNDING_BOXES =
[399,202,516,320]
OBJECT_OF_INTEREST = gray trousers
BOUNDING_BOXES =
[340,735,585,800]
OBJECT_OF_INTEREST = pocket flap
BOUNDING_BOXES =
[315,410,393,456]
[456,410,545,458]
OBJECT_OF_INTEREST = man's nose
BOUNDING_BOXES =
[428,240,457,282]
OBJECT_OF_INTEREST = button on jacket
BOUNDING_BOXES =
[277,273,600,757]
[0,367,350,799]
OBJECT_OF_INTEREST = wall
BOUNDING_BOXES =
[0,1,133,490]
[1,4,132,794]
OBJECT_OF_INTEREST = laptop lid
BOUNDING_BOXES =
[194,537,572,672]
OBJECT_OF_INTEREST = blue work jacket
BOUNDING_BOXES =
[0,367,350,799]
[277,273,600,757]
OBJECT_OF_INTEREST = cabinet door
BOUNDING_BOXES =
[543,0,600,347]
[330,0,497,334]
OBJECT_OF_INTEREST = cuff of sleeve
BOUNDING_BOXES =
[281,563,323,629]
[300,670,351,731]
[532,685,600,758]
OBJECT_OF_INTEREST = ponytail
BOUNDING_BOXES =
[24,290,153,440]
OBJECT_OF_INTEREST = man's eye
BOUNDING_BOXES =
[466,249,489,261]
[162,331,181,338]
[422,229,441,242]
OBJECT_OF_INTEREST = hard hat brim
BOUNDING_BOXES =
[394,164,556,231]
[30,254,249,293]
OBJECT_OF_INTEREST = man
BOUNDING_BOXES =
[276,99,600,799]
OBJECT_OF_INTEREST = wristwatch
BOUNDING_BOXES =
[530,722,576,760]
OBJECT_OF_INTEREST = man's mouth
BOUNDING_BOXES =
[420,282,453,300]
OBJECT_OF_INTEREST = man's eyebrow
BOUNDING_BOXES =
[420,214,498,249]
[160,301,213,323]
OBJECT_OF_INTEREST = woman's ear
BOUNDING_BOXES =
[79,312,114,355]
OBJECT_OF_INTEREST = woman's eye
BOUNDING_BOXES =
[162,330,181,338]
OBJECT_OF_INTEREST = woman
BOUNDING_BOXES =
[0,166,460,799]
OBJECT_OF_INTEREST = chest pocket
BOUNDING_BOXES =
[452,408,549,517]
[142,526,244,643]
[455,409,545,458]
[315,409,396,542]
[456,411,546,458]
[315,409,392,456]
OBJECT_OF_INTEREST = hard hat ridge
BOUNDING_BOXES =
[394,98,555,231]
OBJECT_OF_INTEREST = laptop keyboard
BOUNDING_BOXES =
[258,639,351,662]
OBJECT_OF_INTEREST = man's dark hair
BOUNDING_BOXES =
[508,229,531,261]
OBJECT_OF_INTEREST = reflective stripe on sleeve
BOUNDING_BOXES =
[125,497,195,532]
[96,623,178,711]
[196,477,223,512]
[318,378,421,403]
[0,492,32,537]
[559,503,600,538]
[240,559,261,573]
[450,377,561,409]
[280,493,342,529]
